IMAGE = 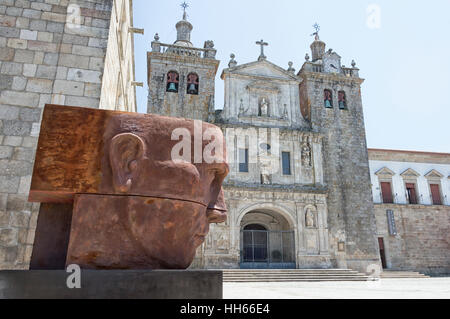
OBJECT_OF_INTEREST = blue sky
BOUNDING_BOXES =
[133,0,450,152]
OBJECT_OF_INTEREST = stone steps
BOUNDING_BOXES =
[222,269,370,282]
[380,271,430,278]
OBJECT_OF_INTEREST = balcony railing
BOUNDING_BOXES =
[151,41,217,59]
[301,62,359,78]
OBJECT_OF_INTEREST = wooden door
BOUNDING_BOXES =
[378,237,387,269]
[380,182,393,203]
[406,183,417,204]
[430,184,442,205]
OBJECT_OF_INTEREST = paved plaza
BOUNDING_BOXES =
[223,278,450,299]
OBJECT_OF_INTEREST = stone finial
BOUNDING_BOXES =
[305,53,310,61]
[203,41,216,59]
[351,59,356,68]
[152,33,161,52]
[327,48,333,54]
[204,40,214,49]
[287,61,295,73]
[228,53,237,68]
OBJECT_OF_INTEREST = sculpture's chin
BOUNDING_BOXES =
[67,195,211,270]
[206,209,227,223]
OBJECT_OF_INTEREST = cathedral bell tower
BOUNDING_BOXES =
[147,4,220,121]
[298,26,381,273]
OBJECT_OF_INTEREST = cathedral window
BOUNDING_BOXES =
[282,152,291,175]
[166,71,179,93]
[338,91,347,109]
[324,89,333,108]
[239,148,249,172]
[186,72,199,95]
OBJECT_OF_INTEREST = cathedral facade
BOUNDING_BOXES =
[0,1,447,275]
[147,14,382,273]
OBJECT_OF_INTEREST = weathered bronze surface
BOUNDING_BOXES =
[29,203,73,270]
[67,195,211,269]
[29,104,229,269]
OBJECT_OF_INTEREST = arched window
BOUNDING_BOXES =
[186,72,199,95]
[324,89,333,108]
[338,91,347,109]
[166,71,179,93]
[244,224,267,231]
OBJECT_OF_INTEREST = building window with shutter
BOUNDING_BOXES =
[166,71,179,93]
[282,152,291,175]
[380,181,393,203]
[430,184,442,205]
[405,183,418,204]
[239,148,249,173]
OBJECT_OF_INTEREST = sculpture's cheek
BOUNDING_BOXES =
[127,197,208,268]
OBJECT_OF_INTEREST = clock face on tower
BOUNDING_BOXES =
[323,52,341,74]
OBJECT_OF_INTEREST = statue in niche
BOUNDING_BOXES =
[259,143,274,185]
[282,104,288,119]
[259,97,269,117]
[305,209,315,228]
[301,138,312,167]
[260,171,271,185]
[239,98,245,115]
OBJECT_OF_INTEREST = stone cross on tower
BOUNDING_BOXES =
[256,39,268,61]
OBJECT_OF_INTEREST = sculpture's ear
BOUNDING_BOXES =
[109,133,146,193]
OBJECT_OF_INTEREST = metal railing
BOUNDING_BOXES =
[151,42,216,59]
[301,62,359,77]
[240,230,295,268]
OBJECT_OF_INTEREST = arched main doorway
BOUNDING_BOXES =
[240,209,296,269]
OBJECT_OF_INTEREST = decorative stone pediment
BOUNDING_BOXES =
[400,168,420,178]
[374,167,395,178]
[222,59,300,82]
[424,169,444,180]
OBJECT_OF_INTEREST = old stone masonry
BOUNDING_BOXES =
[0,2,448,275]
[146,10,449,275]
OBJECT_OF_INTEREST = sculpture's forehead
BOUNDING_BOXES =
[29,104,228,204]
[105,113,226,160]
[108,113,223,139]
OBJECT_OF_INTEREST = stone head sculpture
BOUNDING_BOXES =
[29,104,229,269]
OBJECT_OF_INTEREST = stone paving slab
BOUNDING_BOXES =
[223,278,450,299]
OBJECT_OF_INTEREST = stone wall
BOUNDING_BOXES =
[147,51,219,122]
[0,0,136,269]
[220,60,307,129]
[374,204,450,275]
[99,0,136,111]
[299,70,381,273]
[220,124,324,187]
[192,186,331,269]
